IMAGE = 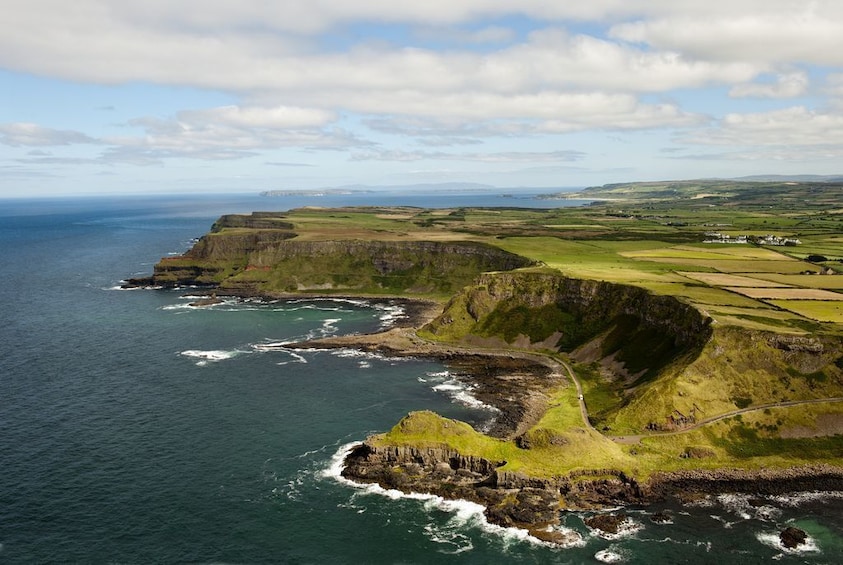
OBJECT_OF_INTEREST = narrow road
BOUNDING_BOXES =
[546,351,843,444]
[300,326,843,445]
[410,333,843,445]
[556,357,597,433]
[608,397,843,444]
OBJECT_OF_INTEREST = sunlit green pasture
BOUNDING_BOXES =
[767,300,843,323]
[746,273,843,289]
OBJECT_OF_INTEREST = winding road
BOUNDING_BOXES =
[556,356,843,443]
[298,325,842,445]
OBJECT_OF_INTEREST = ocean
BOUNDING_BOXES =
[0,191,840,564]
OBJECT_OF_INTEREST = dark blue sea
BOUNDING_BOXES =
[1,191,841,564]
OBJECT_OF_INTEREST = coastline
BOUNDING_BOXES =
[278,295,843,545]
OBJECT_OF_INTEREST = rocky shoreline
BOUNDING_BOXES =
[288,324,566,440]
[341,438,843,544]
[281,297,843,545]
[130,288,842,545]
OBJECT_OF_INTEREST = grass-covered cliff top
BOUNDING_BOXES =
[171,179,843,334]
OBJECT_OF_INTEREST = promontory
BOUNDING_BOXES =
[125,180,843,543]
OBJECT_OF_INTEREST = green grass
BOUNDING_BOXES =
[574,363,623,427]
[768,300,843,323]
[478,301,574,343]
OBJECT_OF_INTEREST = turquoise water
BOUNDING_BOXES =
[0,193,840,563]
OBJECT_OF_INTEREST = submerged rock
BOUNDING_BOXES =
[584,513,627,534]
[189,293,223,307]
[779,526,808,549]
[650,511,672,524]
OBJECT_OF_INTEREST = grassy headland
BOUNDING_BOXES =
[137,180,843,492]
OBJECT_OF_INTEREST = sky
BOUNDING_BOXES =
[2,0,843,197]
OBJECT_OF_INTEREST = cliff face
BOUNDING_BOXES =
[210,212,295,232]
[129,224,534,295]
[426,271,713,378]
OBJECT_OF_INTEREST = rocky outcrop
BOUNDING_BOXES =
[183,230,297,261]
[342,439,843,543]
[210,212,295,232]
[341,440,564,538]
[430,271,712,351]
[780,526,808,549]
[584,513,628,534]
[645,466,843,499]
[769,335,824,353]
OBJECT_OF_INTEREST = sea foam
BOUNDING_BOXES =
[756,531,820,555]
[586,518,643,541]
[594,547,628,563]
[716,493,781,522]
[180,349,242,366]
[426,371,500,413]
[768,490,843,507]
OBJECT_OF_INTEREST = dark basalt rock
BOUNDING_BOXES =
[343,440,843,545]
[779,526,808,549]
[584,513,627,534]
[650,511,672,524]
[189,293,223,307]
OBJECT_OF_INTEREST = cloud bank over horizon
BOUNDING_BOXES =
[1,1,842,195]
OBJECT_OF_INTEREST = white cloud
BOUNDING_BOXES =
[4,0,843,185]
[413,25,517,45]
[41,1,842,36]
[351,149,586,162]
[824,73,843,99]
[611,5,843,65]
[0,4,763,107]
[0,123,98,146]
[729,72,808,99]
[177,106,336,129]
[682,106,843,147]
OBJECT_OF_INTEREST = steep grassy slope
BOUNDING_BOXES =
[421,270,843,438]
[425,270,711,377]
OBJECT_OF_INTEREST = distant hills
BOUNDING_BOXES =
[734,174,843,183]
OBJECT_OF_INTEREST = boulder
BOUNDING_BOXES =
[779,526,808,549]
[584,513,627,534]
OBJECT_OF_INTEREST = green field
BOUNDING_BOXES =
[767,300,843,323]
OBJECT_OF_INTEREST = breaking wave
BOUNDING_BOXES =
[756,531,820,555]
[180,349,243,366]
[423,370,500,413]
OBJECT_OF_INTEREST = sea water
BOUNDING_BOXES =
[0,191,841,563]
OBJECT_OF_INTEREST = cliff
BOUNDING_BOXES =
[426,270,713,381]
[422,270,843,431]
[126,229,534,296]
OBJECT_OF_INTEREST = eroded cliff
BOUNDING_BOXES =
[125,224,534,295]
[426,270,713,380]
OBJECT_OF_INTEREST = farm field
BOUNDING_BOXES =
[679,272,791,287]
[747,273,843,289]
[726,287,843,300]
[767,300,843,323]
[216,181,842,335]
